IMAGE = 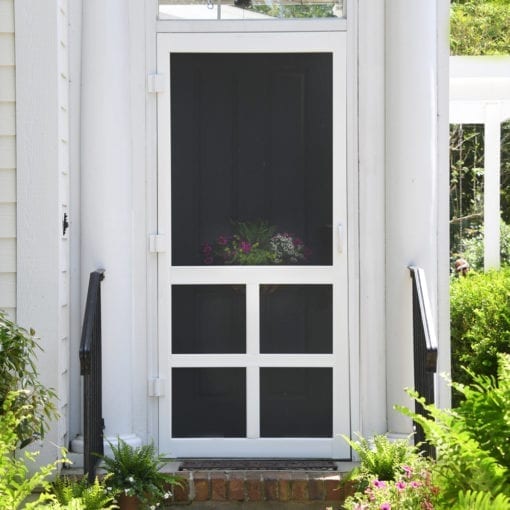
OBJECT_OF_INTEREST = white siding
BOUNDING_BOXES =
[0,0,15,320]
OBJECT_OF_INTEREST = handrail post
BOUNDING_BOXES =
[79,269,105,483]
[408,266,438,457]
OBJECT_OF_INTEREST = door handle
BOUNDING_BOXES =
[337,223,344,253]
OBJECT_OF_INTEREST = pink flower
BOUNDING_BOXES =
[380,504,391,510]
[240,241,252,254]
[410,481,422,488]
[373,480,386,489]
[396,481,406,491]
[402,465,413,478]
[217,235,228,245]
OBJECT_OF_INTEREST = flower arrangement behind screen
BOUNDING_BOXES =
[201,220,311,265]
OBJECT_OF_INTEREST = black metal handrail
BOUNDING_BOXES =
[79,269,105,482]
[409,266,438,457]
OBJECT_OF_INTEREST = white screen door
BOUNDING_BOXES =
[157,31,349,458]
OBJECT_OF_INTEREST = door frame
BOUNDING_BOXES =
[152,27,360,459]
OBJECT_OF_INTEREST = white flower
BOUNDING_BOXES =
[164,491,172,499]
[124,489,130,495]
[150,506,156,510]
[128,476,135,483]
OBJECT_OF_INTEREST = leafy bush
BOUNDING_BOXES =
[0,310,58,448]
[450,267,510,393]
[397,354,510,508]
[450,0,510,55]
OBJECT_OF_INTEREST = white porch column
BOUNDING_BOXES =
[484,103,501,271]
[78,0,140,447]
[385,1,446,434]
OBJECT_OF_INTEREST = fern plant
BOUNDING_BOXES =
[452,490,510,510]
[397,353,510,506]
[52,476,116,510]
[344,434,419,482]
[0,391,64,509]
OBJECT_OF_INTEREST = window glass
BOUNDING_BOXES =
[159,0,344,20]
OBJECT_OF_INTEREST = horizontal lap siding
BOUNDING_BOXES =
[0,0,15,320]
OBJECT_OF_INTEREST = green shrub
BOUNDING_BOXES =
[450,267,510,395]
[397,354,510,507]
[0,310,58,448]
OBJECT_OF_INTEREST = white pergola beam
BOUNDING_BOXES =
[449,56,510,271]
[484,103,502,270]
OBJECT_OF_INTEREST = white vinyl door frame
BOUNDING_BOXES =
[156,31,350,458]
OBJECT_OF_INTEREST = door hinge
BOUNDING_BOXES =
[148,377,165,398]
[147,73,166,93]
[149,234,166,253]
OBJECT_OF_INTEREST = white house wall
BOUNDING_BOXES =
[0,0,16,320]
[4,0,450,464]
[15,0,70,466]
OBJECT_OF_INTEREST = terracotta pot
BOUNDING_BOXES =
[117,494,141,510]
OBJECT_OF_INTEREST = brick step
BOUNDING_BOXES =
[167,470,354,507]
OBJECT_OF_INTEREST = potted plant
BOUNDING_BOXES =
[100,438,181,510]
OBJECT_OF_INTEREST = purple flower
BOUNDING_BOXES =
[240,241,252,254]
[293,237,304,247]
[380,503,391,510]
[373,480,386,489]
[204,256,213,265]
[217,235,228,246]
[201,242,213,255]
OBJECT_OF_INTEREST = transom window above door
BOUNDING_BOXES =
[171,53,333,266]
[159,0,344,20]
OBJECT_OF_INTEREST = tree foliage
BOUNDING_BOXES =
[450,0,510,55]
